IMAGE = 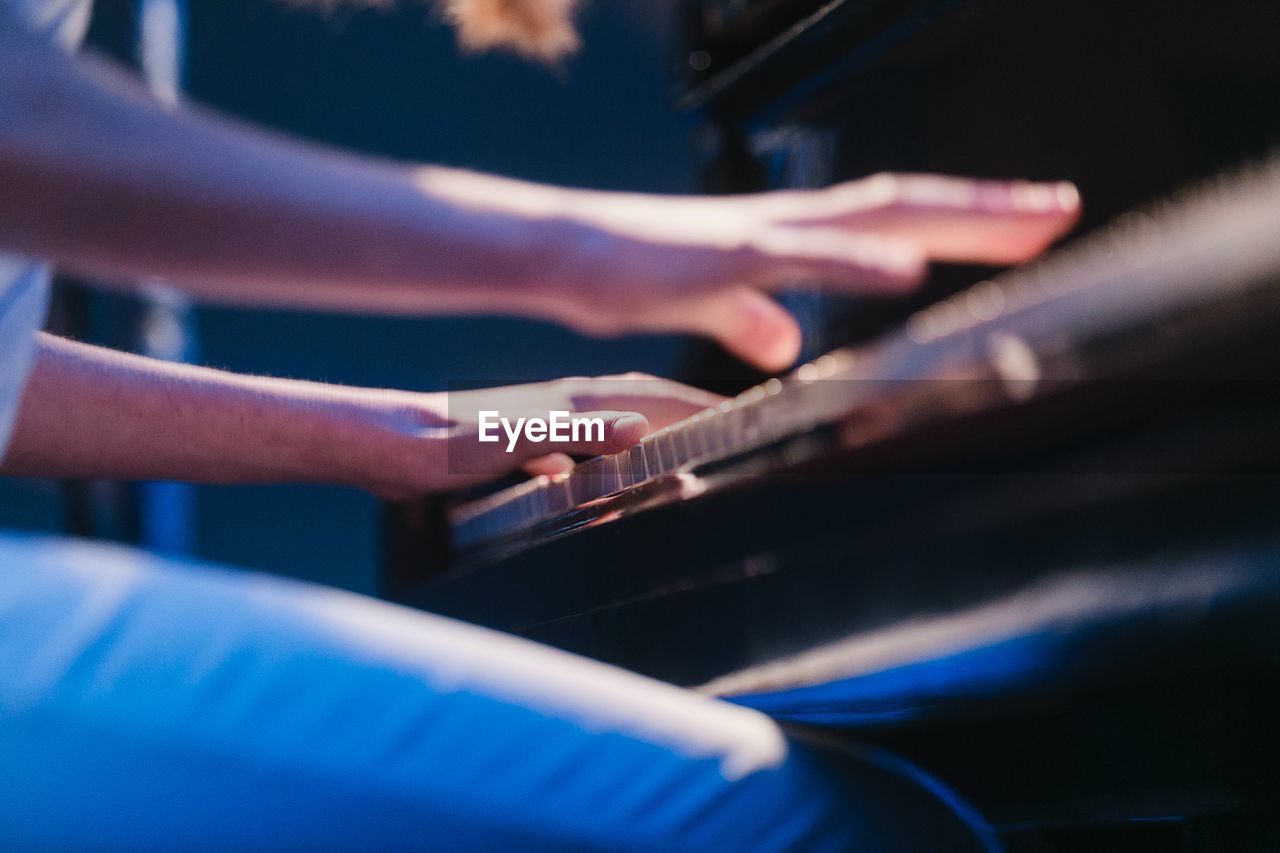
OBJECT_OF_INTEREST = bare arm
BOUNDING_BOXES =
[0,334,720,496]
[0,10,1080,370]
[0,13,574,316]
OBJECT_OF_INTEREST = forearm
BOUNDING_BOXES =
[0,9,1081,369]
[0,335,725,495]
[1,333,429,491]
[0,18,586,315]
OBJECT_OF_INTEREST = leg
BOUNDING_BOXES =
[0,533,990,850]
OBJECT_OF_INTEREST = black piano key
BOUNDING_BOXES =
[451,351,874,547]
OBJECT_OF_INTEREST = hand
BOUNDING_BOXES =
[371,374,723,497]
[527,173,1081,370]
[0,34,1079,371]
[4,337,721,500]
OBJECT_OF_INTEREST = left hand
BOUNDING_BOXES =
[470,172,1081,371]
[367,373,724,497]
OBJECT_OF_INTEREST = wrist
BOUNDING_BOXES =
[407,167,625,313]
[281,389,438,499]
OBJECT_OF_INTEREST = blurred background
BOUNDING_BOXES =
[0,0,695,593]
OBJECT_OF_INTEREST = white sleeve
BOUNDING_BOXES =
[0,0,90,460]
[0,258,50,462]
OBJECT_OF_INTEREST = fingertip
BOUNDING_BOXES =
[1055,181,1082,214]
[1054,182,1084,234]
[753,319,803,372]
[669,287,803,372]
[733,291,802,371]
[608,413,650,449]
[757,322,803,371]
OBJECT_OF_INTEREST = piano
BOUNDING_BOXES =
[383,2,1280,849]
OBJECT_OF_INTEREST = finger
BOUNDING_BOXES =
[567,375,724,429]
[867,176,1081,264]
[445,411,650,486]
[503,410,651,462]
[637,286,804,372]
[523,453,575,477]
[780,174,1082,265]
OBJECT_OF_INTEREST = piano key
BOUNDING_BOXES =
[546,472,573,515]
[628,445,649,484]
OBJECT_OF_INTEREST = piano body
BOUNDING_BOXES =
[384,2,1280,849]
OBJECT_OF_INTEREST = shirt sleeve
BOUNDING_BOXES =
[0,257,51,461]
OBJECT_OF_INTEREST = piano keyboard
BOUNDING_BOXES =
[451,157,1280,553]
[450,353,870,549]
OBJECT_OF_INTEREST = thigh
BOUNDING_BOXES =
[0,533,988,850]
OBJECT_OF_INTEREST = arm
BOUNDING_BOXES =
[0,11,1080,371]
[0,13,570,317]
[0,334,719,496]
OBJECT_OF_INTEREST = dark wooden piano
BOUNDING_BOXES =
[384,2,1280,849]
